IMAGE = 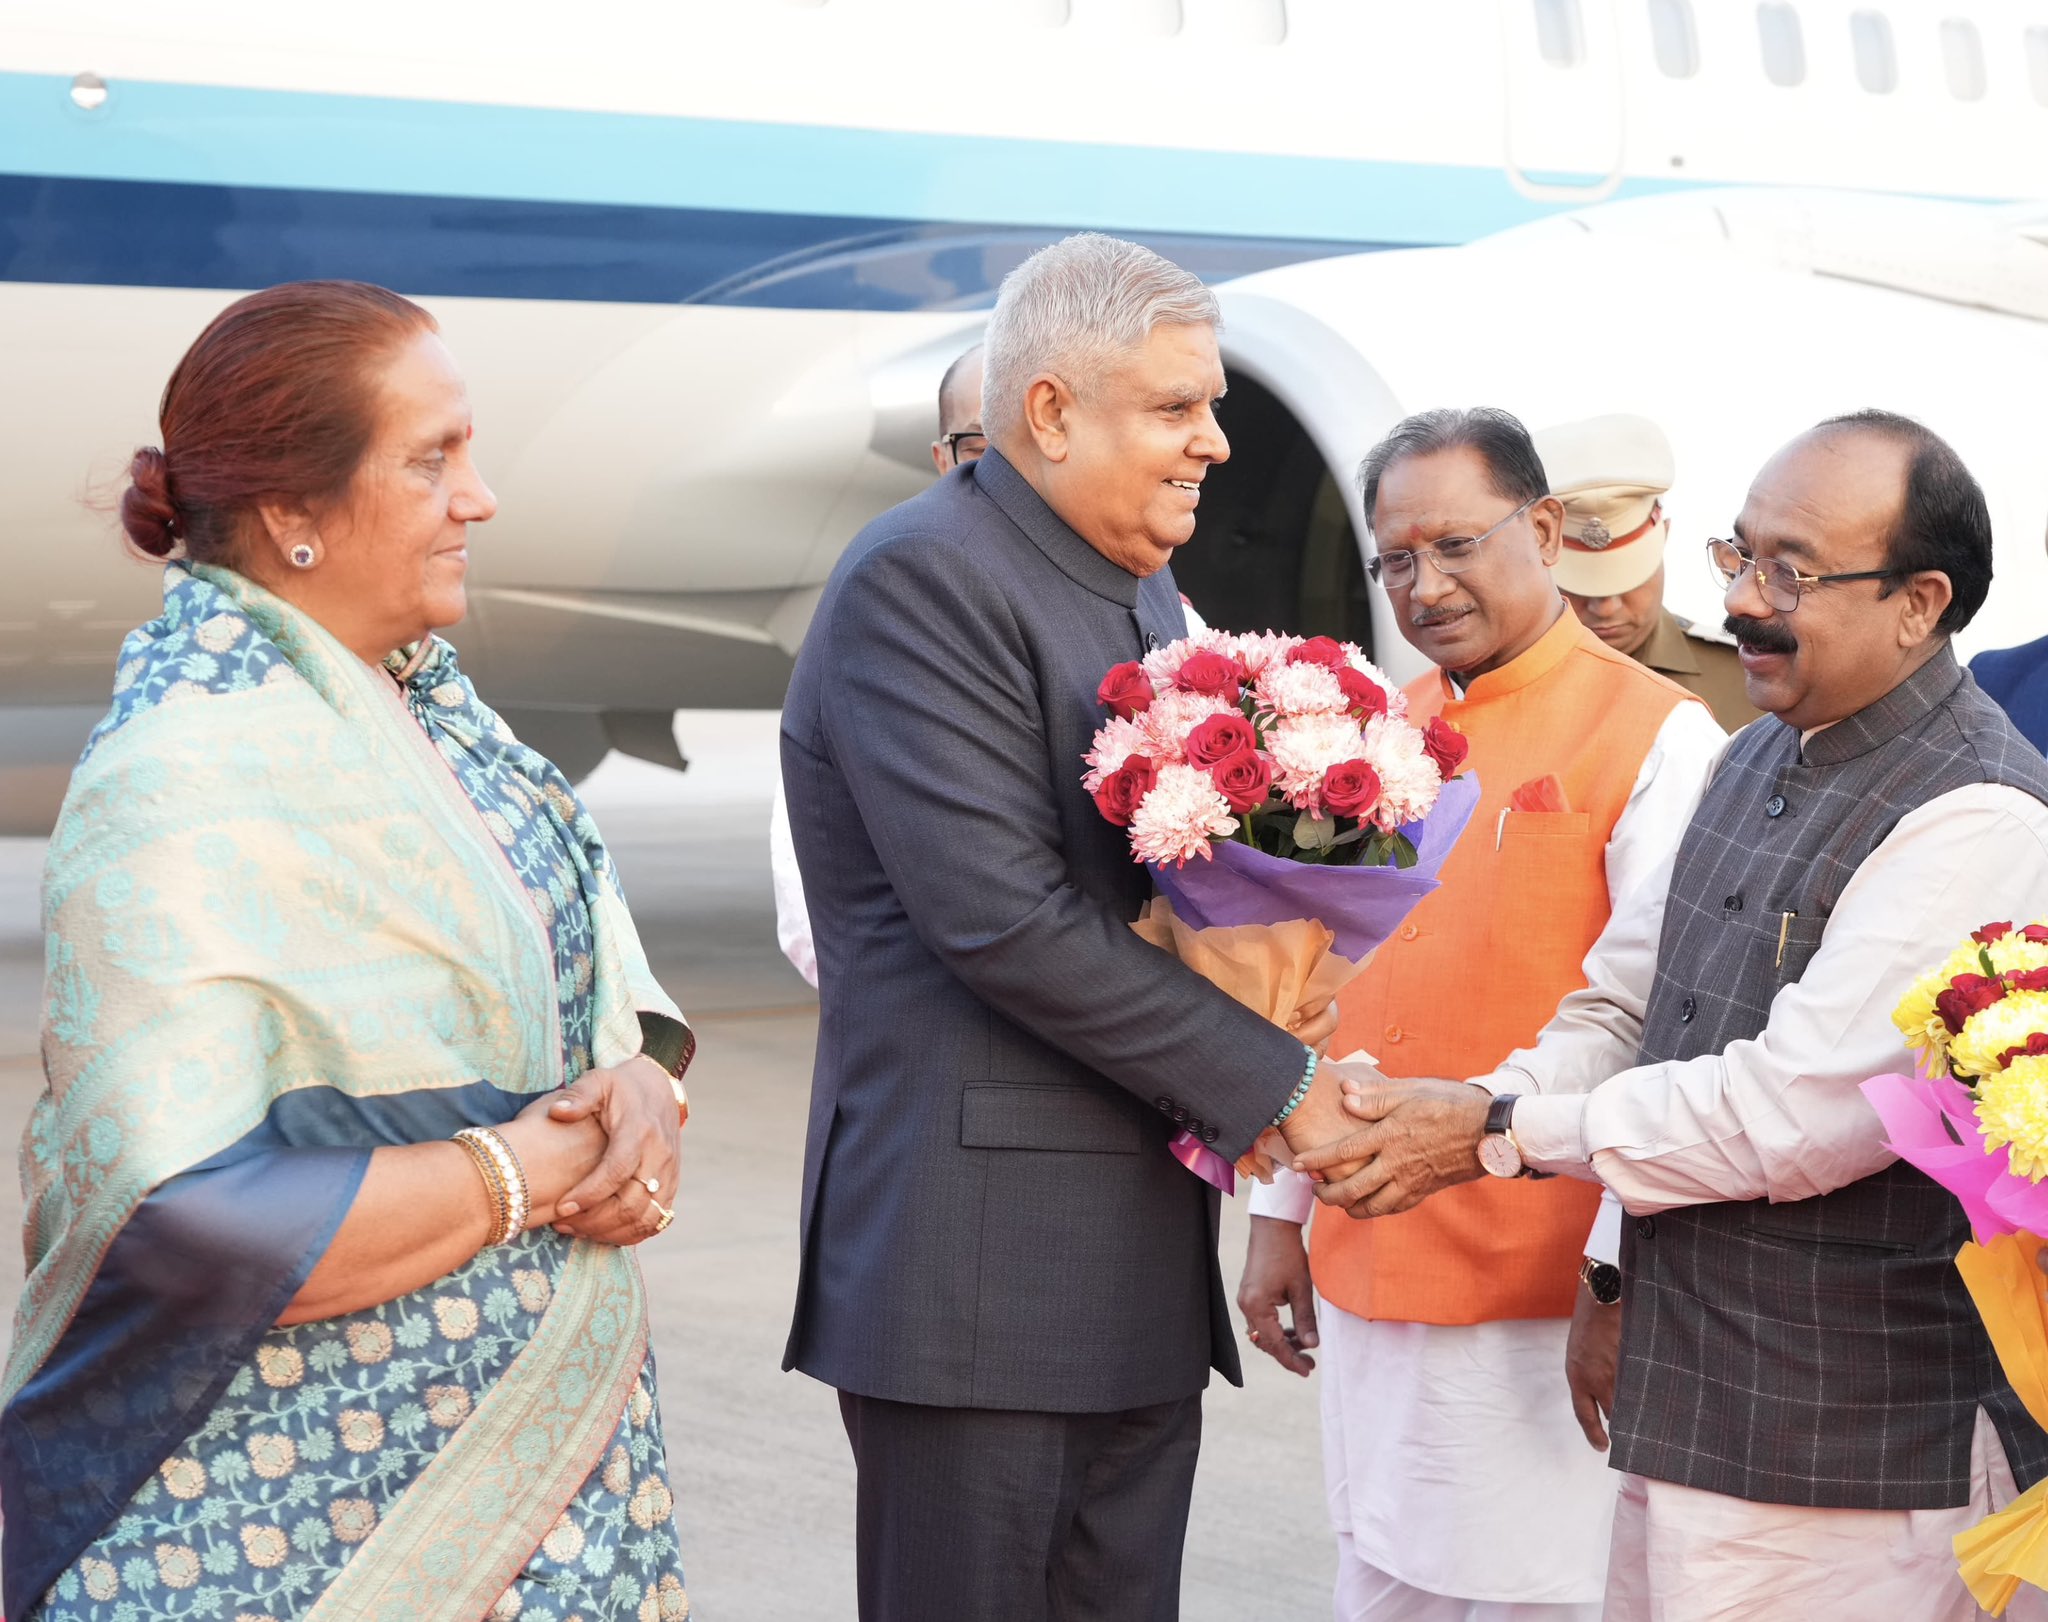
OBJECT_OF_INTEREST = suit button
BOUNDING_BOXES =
[1724,894,1743,912]
[1680,997,1696,1024]
[1155,1096,1173,1113]
[1400,924,1420,942]
[1199,1126,1220,1145]
[1384,1024,1403,1043]
[1765,794,1787,818]
[1171,1106,1188,1124]
[1636,1216,1657,1239]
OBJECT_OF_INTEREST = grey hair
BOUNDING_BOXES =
[981,233,1220,442]
[1358,407,1549,533]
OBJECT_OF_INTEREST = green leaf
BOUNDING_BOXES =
[1391,833,1420,870]
[1293,811,1337,850]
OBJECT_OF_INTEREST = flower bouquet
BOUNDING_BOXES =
[1088,627,1480,1193]
[1862,921,2048,1614]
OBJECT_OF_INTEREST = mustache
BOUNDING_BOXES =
[1724,614,1798,656]
[1411,606,1469,629]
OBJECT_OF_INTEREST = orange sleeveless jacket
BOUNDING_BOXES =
[1310,609,1702,1324]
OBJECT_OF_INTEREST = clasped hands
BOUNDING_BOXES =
[505,1054,683,1246]
[1283,1066,1494,1219]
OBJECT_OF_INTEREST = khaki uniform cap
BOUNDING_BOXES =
[1535,414,1675,599]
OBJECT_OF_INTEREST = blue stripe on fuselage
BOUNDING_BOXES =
[0,173,1382,308]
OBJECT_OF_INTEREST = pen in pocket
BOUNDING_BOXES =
[1775,910,1797,969]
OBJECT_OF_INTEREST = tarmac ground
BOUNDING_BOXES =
[0,710,1332,1619]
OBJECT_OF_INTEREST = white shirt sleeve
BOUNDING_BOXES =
[1248,1164,1316,1225]
[1500,783,2048,1212]
[769,768,820,989]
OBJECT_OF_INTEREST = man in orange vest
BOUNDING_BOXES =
[1239,407,1725,1620]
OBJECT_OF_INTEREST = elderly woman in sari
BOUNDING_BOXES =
[2,282,694,1622]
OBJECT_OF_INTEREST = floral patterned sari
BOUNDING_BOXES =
[4,564,691,1621]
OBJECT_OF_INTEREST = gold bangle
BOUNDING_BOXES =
[454,1126,530,1245]
[452,1131,509,1244]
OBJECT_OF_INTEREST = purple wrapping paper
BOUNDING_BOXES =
[1862,1071,2048,1242]
[1151,772,1482,956]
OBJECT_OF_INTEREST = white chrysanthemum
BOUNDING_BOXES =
[1266,713,1368,810]
[1344,652,1409,719]
[1140,625,1235,687]
[1231,631,1299,677]
[1976,1054,2048,1181]
[1139,689,1234,761]
[1362,714,1444,827]
[1953,992,2048,1079]
[195,614,245,653]
[1128,762,1238,867]
[1254,661,1348,719]
[1082,716,1152,792]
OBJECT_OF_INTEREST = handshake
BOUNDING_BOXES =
[1251,1050,1499,1221]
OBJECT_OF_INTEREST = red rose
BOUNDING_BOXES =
[2024,926,2048,945]
[1186,712,1256,769]
[1092,759,1157,828]
[1174,650,1244,698]
[1336,666,1390,719]
[2009,968,2048,993]
[1973,921,2014,945]
[1097,662,1155,718]
[1212,749,1273,813]
[1997,1031,2048,1068]
[1287,636,1347,671]
[1421,716,1470,777]
[1320,759,1384,821]
[1936,972,2007,1036]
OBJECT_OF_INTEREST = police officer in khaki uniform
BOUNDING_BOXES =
[1536,414,1760,733]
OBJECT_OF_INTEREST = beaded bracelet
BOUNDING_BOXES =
[1271,1046,1318,1128]
[453,1126,531,1246]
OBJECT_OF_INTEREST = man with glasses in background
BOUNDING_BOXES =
[1241,406,1723,1620]
[930,342,985,473]
[1296,411,2048,1620]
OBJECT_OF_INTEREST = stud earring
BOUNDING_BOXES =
[288,543,317,569]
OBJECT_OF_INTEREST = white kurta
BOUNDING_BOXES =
[1252,700,1726,1612]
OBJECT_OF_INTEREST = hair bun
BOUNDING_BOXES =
[120,446,180,557]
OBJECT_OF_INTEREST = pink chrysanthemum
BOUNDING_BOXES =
[1267,713,1369,811]
[1362,713,1445,827]
[1230,631,1300,678]
[1343,653,1409,720]
[1128,762,1239,866]
[1255,661,1349,720]
[1141,626,1238,688]
[1140,689,1237,761]
[1082,716,1153,793]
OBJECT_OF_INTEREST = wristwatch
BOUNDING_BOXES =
[1478,1094,1528,1178]
[1580,1255,1623,1306]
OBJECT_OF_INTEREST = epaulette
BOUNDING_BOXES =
[1679,617,1739,649]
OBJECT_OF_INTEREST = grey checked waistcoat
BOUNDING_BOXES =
[1612,646,2048,1509]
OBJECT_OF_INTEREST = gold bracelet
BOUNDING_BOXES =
[452,1130,509,1244]
[454,1126,530,1245]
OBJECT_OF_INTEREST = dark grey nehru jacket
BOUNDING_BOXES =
[1612,647,2048,1509]
[780,448,1306,1414]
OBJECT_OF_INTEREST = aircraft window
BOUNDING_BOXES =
[1756,2,1806,87]
[1939,19,1985,101]
[1647,0,1700,78]
[1533,0,1587,66]
[2030,27,2048,106]
[1849,11,1896,93]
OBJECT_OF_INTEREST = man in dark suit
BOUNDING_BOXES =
[1971,521,2048,750]
[780,233,1359,1621]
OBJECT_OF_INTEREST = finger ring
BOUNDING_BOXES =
[650,1198,675,1233]
[1247,1327,1261,1342]
[642,1175,660,1195]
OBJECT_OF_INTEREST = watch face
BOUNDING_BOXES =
[1477,1133,1523,1178]
[1584,1261,1623,1305]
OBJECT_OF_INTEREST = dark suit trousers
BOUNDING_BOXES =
[837,1389,1203,1622]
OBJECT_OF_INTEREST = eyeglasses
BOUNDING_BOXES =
[940,431,987,467]
[1366,498,1536,590]
[1705,537,1898,614]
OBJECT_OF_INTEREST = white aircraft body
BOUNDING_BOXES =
[5,1,2048,829]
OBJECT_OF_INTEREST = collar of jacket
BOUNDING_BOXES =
[971,446,1144,609]
[1635,609,1702,677]
[1797,640,1962,767]
[1435,598,1593,706]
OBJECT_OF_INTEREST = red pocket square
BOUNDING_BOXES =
[1509,775,1571,814]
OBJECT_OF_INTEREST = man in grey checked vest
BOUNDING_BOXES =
[1290,411,2048,1619]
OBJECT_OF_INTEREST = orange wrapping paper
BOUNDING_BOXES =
[1955,1232,2048,1614]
